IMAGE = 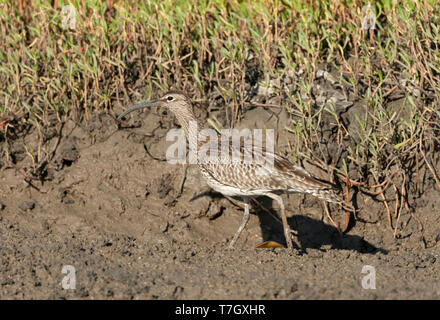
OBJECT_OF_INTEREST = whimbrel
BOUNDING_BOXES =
[118,91,349,250]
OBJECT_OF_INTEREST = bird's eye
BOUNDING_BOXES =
[167,96,174,101]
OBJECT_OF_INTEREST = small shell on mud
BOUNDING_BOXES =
[254,241,285,248]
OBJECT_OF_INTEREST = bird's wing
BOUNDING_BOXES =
[199,138,332,192]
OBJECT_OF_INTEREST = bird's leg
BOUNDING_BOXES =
[228,197,250,249]
[176,162,188,198]
[266,193,293,250]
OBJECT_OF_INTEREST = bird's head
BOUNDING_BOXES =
[117,90,194,120]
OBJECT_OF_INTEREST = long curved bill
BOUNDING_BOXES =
[117,98,159,120]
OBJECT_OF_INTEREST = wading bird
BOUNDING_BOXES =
[118,91,351,250]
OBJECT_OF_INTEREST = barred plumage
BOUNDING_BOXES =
[118,91,349,250]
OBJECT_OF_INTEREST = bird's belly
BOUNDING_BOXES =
[204,178,273,197]
[205,178,241,196]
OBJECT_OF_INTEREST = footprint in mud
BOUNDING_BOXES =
[156,173,173,199]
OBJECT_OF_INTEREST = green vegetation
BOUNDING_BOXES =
[1,0,439,236]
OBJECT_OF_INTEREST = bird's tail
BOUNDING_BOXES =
[311,188,355,212]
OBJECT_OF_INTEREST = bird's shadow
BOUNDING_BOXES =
[190,191,387,254]
[253,196,387,254]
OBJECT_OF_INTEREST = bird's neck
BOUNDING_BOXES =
[173,108,200,152]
